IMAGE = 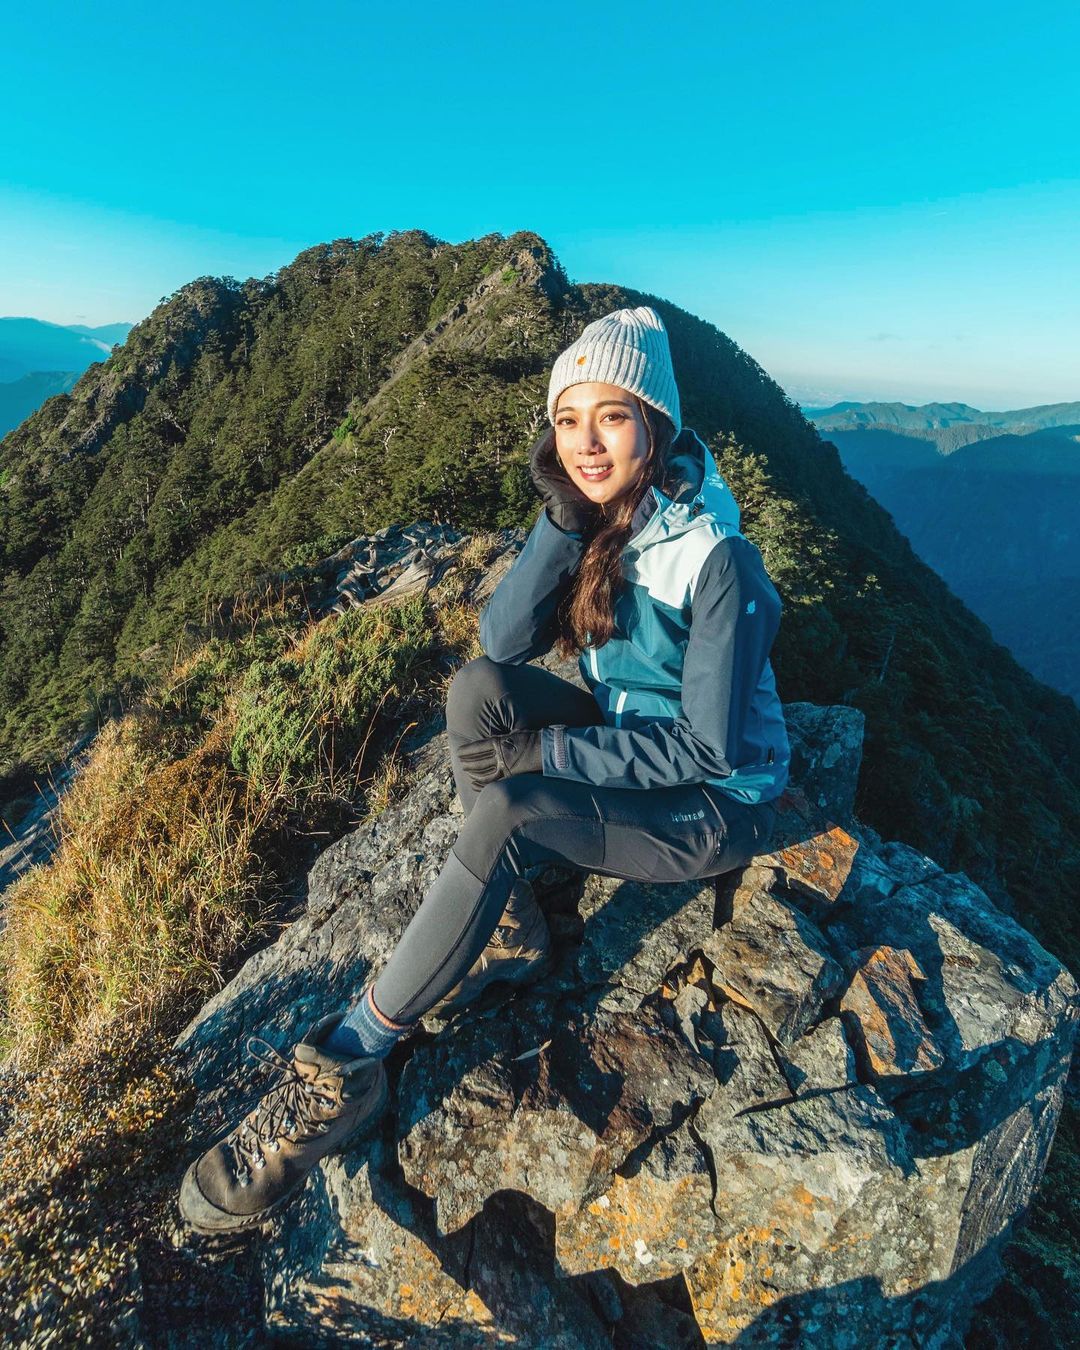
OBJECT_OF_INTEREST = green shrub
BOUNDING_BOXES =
[332,413,355,442]
[228,595,432,796]
[281,530,359,570]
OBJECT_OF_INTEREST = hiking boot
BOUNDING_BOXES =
[422,879,553,1029]
[178,1012,389,1236]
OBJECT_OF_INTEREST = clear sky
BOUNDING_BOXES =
[2,0,1078,409]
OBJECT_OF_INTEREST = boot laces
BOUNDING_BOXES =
[227,1036,338,1182]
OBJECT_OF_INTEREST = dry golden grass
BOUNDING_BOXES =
[435,599,482,662]
[0,715,271,1069]
[428,527,497,673]
[359,745,412,822]
[456,530,501,573]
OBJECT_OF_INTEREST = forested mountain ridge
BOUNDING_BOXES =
[1,227,1078,972]
[807,398,1080,437]
[1,227,1078,1342]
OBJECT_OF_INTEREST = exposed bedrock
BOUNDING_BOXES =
[169,531,1079,1346]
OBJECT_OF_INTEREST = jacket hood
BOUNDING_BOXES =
[628,427,741,540]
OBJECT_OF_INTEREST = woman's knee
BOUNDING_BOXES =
[456,774,547,849]
[449,775,527,878]
[468,773,533,826]
[446,655,505,728]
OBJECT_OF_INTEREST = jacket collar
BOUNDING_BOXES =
[627,428,741,538]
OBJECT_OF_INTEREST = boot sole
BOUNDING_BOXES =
[179,1070,390,1239]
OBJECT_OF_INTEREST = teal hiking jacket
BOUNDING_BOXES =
[479,428,791,805]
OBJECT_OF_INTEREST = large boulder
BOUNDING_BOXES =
[170,526,1080,1348]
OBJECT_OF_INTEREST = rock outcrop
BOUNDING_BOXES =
[0,751,87,901]
[169,525,1080,1348]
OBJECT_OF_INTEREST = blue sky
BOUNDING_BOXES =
[2,0,1077,408]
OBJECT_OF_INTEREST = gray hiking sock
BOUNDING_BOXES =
[323,986,411,1060]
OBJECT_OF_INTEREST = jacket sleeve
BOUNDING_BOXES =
[539,535,781,789]
[479,507,587,664]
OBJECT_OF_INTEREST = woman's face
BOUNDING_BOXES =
[554,382,650,509]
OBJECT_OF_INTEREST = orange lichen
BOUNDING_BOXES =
[774,822,857,902]
[558,1169,711,1279]
[686,1231,785,1341]
[794,1183,817,1208]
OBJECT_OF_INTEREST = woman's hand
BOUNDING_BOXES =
[458,730,542,790]
[528,432,600,536]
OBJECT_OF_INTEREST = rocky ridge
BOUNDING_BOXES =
[166,524,1080,1347]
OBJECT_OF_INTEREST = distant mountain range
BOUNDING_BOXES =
[0,371,82,435]
[807,401,1080,704]
[0,317,133,437]
[61,323,134,348]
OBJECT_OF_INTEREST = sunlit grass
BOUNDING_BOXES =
[0,592,437,1069]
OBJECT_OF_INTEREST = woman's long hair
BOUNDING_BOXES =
[550,397,677,660]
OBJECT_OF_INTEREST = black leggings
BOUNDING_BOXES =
[369,657,777,1024]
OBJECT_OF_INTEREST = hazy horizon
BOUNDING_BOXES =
[2,1,1077,413]
[3,309,1071,414]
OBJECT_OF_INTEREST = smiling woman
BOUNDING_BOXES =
[178,304,791,1240]
[539,389,674,655]
[553,384,651,504]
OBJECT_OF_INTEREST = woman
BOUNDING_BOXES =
[179,305,791,1236]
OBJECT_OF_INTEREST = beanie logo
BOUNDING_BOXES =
[576,354,587,365]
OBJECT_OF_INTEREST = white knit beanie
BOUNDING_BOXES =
[547,305,682,436]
